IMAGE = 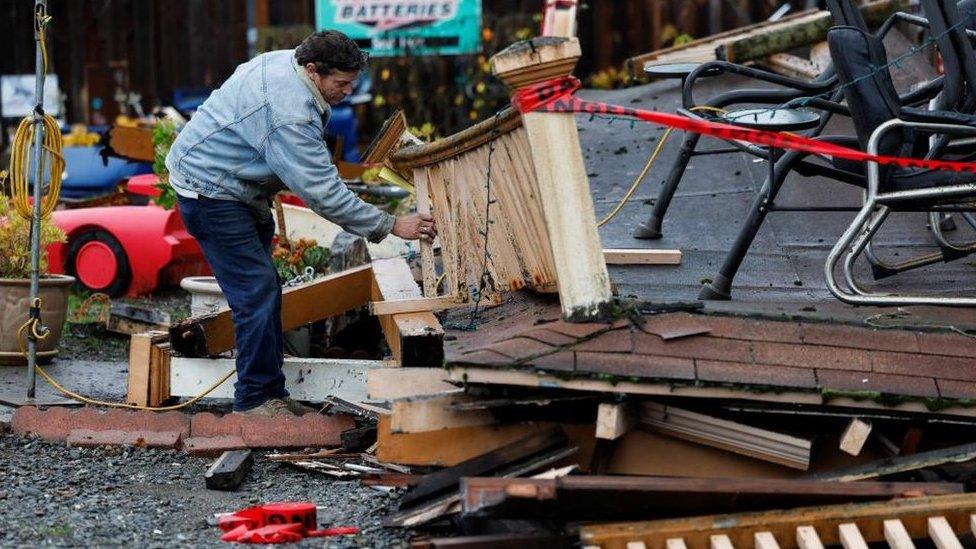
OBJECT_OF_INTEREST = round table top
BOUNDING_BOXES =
[718,108,821,131]
[643,62,720,79]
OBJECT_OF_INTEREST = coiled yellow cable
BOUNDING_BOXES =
[9,17,63,221]
[597,105,727,228]
[10,13,237,412]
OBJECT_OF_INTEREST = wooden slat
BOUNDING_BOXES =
[579,493,976,549]
[366,367,455,400]
[627,542,648,549]
[710,534,734,549]
[838,523,869,549]
[414,167,437,297]
[169,264,373,357]
[796,526,824,549]
[666,539,688,549]
[883,519,915,549]
[458,476,962,521]
[640,402,812,470]
[368,296,467,316]
[807,442,976,481]
[755,532,780,549]
[603,248,682,265]
[927,517,963,549]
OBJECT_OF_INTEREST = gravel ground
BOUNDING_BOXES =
[0,434,413,548]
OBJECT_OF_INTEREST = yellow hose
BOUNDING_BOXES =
[597,105,727,228]
[10,14,237,412]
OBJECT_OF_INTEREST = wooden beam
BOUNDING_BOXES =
[579,493,976,549]
[169,356,381,402]
[459,476,962,521]
[596,402,636,440]
[603,248,682,265]
[366,367,456,400]
[169,264,372,357]
[491,37,614,322]
[839,418,872,456]
[371,257,444,367]
[639,402,812,470]
[390,390,496,434]
[368,296,466,316]
[805,442,976,482]
[755,532,781,549]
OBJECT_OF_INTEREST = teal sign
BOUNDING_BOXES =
[315,0,481,57]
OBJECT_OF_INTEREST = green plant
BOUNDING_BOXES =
[272,238,331,282]
[0,195,67,279]
[152,119,178,210]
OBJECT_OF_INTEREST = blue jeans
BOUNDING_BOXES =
[177,195,287,411]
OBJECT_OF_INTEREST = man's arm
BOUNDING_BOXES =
[264,122,395,242]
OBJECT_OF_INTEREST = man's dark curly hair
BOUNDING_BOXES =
[295,30,369,75]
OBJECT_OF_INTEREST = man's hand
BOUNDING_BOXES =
[392,213,438,241]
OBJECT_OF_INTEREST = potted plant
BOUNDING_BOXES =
[0,194,73,365]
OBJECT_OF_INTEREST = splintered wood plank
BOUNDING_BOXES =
[754,532,780,549]
[883,519,916,549]
[169,264,373,357]
[927,517,962,549]
[838,523,869,549]
[796,526,824,549]
[390,391,496,434]
[710,534,734,549]
[666,539,688,549]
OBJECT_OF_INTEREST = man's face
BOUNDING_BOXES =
[305,64,359,106]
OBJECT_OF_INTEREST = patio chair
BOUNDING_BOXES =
[695,0,976,300]
[825,0,976,305]
[632,0,948,242]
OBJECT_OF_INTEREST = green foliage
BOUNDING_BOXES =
[0,195,67,279]
[151,119,178,210]
[272,238,331,283]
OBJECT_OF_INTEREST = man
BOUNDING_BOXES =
[166,31,436,416]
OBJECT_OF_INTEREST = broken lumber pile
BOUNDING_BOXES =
[625,0,904,78]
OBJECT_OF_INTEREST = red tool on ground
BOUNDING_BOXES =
[217,502,359,544]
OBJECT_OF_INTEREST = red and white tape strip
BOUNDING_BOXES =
[512,76,976,174]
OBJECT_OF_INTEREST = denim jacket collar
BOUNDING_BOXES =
[292,55,328,115]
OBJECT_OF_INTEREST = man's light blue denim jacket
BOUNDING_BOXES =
[165,49,395,243]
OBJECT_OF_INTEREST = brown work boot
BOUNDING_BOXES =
[233,398,291,417]
[280,396,318,416]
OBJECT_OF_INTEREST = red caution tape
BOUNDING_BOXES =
[512,76,976,174]
[217,502,359,544]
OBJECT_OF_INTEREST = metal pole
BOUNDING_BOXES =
[27,0,49,400]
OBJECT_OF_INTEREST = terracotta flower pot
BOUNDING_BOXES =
[0,275,75,366]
